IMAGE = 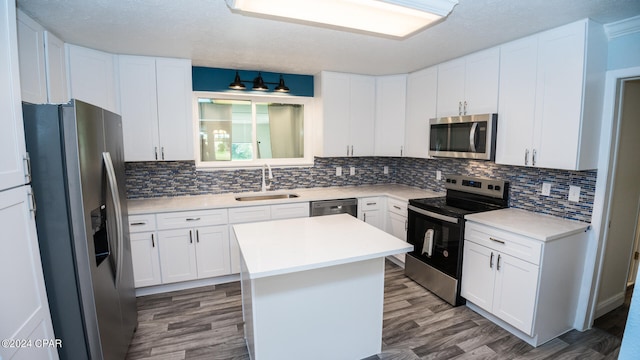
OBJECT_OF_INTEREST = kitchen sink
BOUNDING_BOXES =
[235,193,300,201]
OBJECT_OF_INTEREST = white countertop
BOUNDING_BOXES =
[127,184,442,214]
[465,208,590,241]
[233,214,413,279]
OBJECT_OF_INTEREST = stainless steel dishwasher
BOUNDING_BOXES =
[310,198,358,217]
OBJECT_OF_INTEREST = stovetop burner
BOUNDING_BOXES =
[409,175,509,218]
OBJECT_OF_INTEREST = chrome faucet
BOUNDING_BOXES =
[261,164,273,192]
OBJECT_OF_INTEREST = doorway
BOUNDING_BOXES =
[592,77,640,338]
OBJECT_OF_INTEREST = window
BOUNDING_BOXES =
[195,92,312,168]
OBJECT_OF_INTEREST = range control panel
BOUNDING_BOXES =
[444,175,509,199]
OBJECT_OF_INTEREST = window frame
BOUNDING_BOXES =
[193,91,314,169]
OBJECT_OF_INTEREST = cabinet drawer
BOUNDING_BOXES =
[229,205,271,224]
[156,209,228,230]
[465,222,542,265]
[129,214,156,233]
[360,197,382,211]
[387,198,407,215]
[271,202,309,220]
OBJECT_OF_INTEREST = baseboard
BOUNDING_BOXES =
[135,274,240,297]
[594,291,626,319]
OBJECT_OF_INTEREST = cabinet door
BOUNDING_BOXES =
[0,0,28,191]
[156,58,194,161]
[44,31,68,104]
[534,21,586,170]
[388,212,407,262]
[492,252,539,335]
[118,55,160,161]
[362,210,383,230]
[461,241,495,312]
[375,74,407,156]
[436,58,465,117]
[17,10,46,104]
[0,186,58,360]
[67,44,118,113]
[405,66,437,158]
[495,35,538,167]
[349,74,375,156]
[130,231,162,287]
[195,225,231,278]
[319,72,350,157]
[158,229,198,283]
[464,47,500,115]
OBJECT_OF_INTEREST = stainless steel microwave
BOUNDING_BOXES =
[429,113,497,160]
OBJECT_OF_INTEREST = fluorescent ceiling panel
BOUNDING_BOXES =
[226,0,459,38]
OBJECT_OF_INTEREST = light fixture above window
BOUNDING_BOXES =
[225,0,459,38]
[229,71,290,92]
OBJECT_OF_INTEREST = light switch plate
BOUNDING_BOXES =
[384,166,389,175]
[436,170,442,180]
[569,185,581,202]
[350,166,356,176]
[336,166,342,176]
[542,183,551,196]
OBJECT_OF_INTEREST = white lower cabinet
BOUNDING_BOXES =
[461,219,588,347]
[130,232,161,287]
[359,197,384,230]
[462,240,538,335]
[386,198,408,262]
[194,225,231,278]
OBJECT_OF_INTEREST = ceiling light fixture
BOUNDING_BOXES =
[229,71,290,92]
[225,0,458,38]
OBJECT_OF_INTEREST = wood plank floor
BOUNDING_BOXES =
[125,261,621,360]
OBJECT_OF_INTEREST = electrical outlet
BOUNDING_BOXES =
[542,183,551,196]
[336,166,342,176]
[436,171,442,180]
[569,185,581,202]
[350,166,356,176]
[384,166,389,174]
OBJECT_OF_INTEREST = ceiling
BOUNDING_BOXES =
[16,0,640,76]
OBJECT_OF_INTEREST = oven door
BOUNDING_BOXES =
[407,205,462,278]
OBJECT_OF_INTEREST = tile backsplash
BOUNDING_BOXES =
[126,157,596,223]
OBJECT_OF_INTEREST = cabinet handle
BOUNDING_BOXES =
[490,252,494,268]
[497,254,502,271]
[532,149,537,166]
[524,149,529,166]
[189,230,193,244]
[196,230,200,243]
[28,190,37,215]
[161,147,165,160]
[364,213,367,222]
[24,153,32,183]
[131,222,147,226]
[367,202,377,206]
[458,101,462,115]
[400,146,403,157]
[405,219,408,231]
[151,233,155,247]
[347,146,350,156]
[489,237,505,244]
[154,147,158,160]
[351,145,354,156]
[186,217,201,222]
[463,101,467,115]
[393,205,402,210]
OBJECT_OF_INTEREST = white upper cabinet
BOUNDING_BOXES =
[44,31,68,104]
[1,2,28,191]
[118,55,193,161]
[315,71,375,157]
[436,47,500,117]
[375,74,407,157]
[404,66,437,158]
[67,44,119,113]
[495,19,606,170]
[17,10,46,104]
[16,11,69,105]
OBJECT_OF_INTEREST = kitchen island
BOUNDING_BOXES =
[233,214,412,360]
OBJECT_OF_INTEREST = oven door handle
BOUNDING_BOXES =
[408,205,459,224]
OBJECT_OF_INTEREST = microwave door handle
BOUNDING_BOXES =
[469,122,478,152]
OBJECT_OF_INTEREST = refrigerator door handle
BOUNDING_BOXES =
[103,152,124,289]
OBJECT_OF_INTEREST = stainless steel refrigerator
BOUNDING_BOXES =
[22,100,137,360]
